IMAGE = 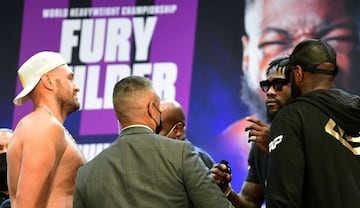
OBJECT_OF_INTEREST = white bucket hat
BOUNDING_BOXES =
[13,51,67,106]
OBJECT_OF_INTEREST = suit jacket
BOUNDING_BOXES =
[74,126,233,208]
[183,138,215,169]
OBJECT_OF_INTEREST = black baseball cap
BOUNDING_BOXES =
[289,39,338,76]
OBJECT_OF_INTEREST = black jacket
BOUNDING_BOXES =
[266,88,360,208]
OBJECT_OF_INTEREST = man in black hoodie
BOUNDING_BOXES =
[266,39,360,207]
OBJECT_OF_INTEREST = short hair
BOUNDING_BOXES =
[113,76,152,101]
[266,57,290,79]
[289,39,338,75]
[112,76,154,115]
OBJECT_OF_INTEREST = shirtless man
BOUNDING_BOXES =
[8,51,86,208]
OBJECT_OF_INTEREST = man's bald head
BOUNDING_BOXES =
[0,128,13,154]
[159,100,186,140]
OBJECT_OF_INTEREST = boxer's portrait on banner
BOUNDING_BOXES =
[213,0,360,191]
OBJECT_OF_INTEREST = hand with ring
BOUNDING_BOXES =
[245,116,270,154]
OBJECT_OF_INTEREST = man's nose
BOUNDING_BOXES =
[266,85,277,96]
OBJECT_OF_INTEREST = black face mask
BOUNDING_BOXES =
[155,119,162,134]
[151,103,162,134]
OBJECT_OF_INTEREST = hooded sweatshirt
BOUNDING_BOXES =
[265,88,360,208]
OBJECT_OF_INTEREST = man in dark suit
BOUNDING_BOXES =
[159,100,215,169]
[73,76,233,208]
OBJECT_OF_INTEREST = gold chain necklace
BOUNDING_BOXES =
[36,105,77,144]
[37,105,54,117]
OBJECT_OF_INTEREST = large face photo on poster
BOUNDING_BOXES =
[2,0,360,193]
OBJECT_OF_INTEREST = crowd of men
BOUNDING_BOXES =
[2,0,360,207]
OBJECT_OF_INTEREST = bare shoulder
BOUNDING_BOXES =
[20,111,64,137]
[12,111,68,154]
[9,110,85,169]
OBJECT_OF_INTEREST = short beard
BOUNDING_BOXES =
[60,98,80,116]
[290,73,302,98]
[68,101,80,114]
[266,100,282,122]
[56,80,80,115]
[240,76,267,122]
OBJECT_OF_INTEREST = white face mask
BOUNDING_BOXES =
[165,122,184,140]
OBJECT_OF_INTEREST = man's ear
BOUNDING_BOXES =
[293,66,304,83]
[147,101,159,118]
[41,74,54,90]
[147,102,152,117]
[174,123,185,140]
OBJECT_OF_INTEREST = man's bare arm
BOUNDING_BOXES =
[211,164,264,208]
[15,120,66,207]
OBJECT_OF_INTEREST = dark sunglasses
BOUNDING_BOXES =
[259,78,289,92]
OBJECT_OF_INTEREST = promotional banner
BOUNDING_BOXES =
[13,0,198,159]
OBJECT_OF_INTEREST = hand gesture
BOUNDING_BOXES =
[245,116,270,154]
